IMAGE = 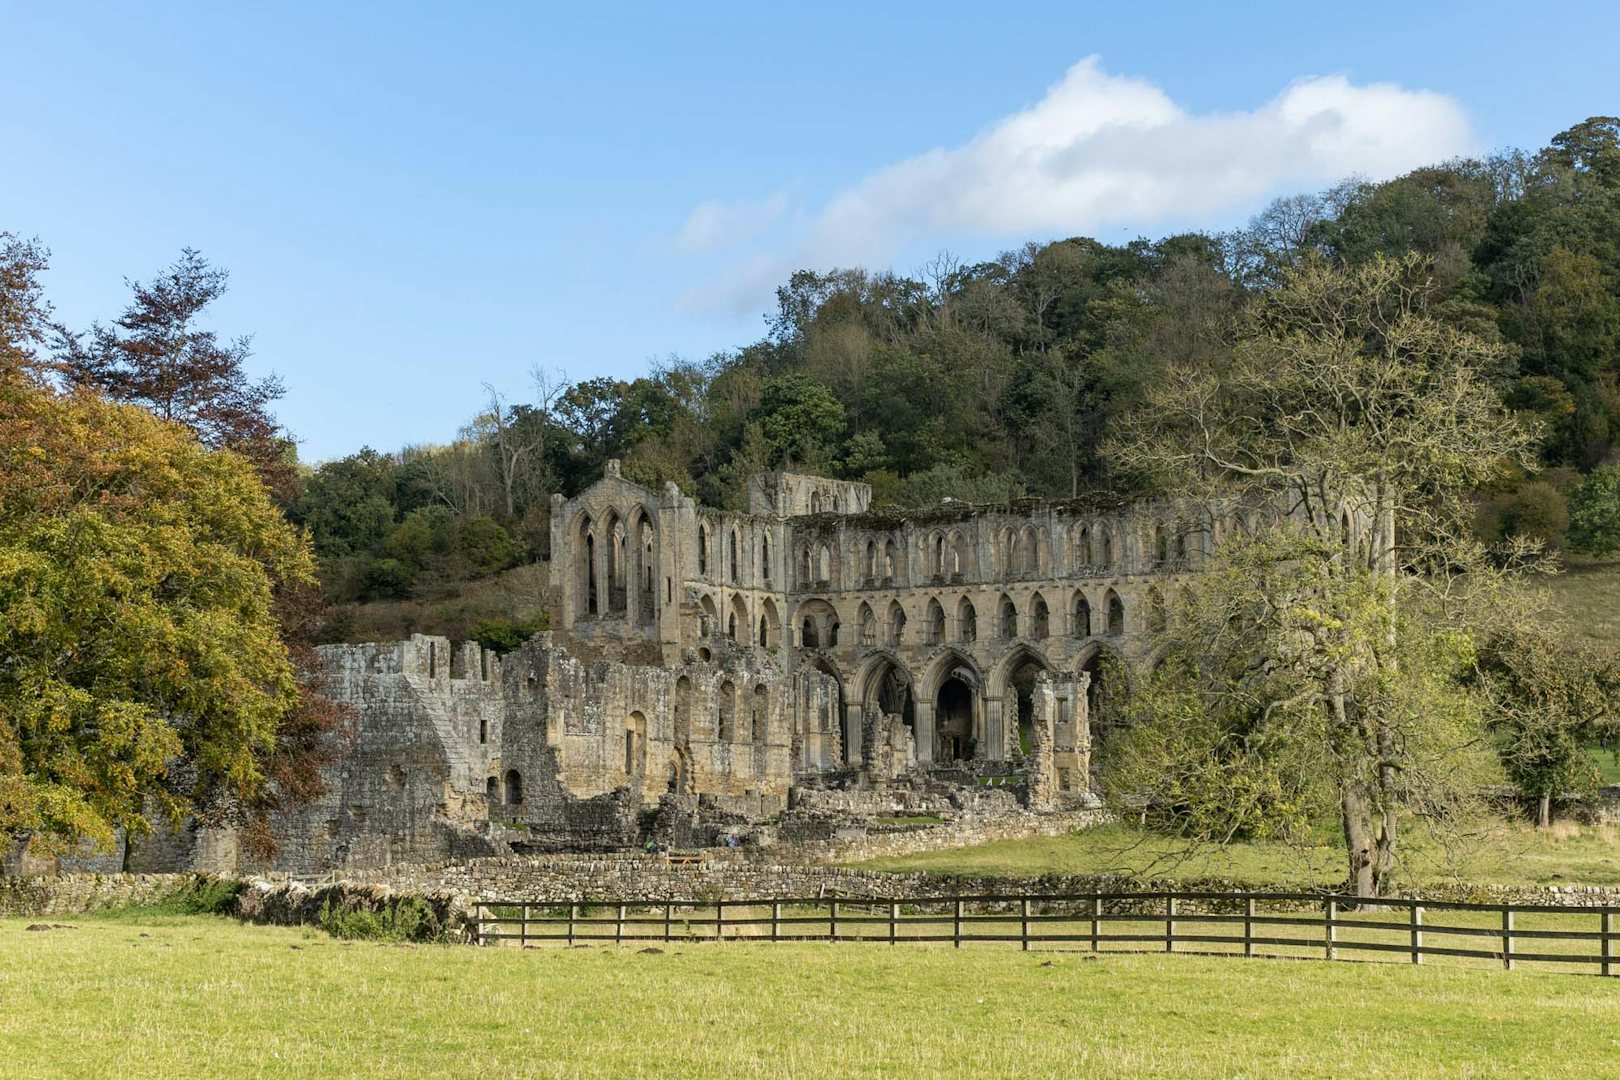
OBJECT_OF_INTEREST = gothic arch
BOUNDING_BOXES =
[796,597,840,649]
[758,597,780,647]
[1030,592,1051,639]
[1104,588,1125,636]
[887,599,907,645]
[919,647,984,699]
[1072,589,1092,637]
[998,593,1019,639]
[956,596,978,642]
[925,597,946,644]
[856,601,876,646]
[992,644,1055,759]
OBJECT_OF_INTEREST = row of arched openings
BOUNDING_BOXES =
[839,591,1128,647]
[697,522,773,586]
[577,509,656,621]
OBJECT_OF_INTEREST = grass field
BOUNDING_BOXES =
[854,821,1620,887]
[4,914,1620,1079]
[1544,555,1620,648]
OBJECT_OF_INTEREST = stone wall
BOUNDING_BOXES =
[9,863,1620,919]
[0,873,212,917]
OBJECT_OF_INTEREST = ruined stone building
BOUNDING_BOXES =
[55,463,1367,876]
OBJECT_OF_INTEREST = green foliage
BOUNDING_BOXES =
[469,615,546,654]
[1568,464,1620,555]
[1470,623,1620,818]
[359,557,414,601]
[456,516,517,576]
[315,895,444,942]
[754,373,847,468]
[0,376,315,852]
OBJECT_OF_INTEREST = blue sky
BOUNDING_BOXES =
[4,1,1616,461]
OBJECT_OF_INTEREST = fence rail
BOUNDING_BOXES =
[470,891,1620,976]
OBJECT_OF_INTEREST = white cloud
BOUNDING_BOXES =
[675,57,1474,314]
[673,190,791,254]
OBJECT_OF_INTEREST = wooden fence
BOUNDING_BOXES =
[471,891,1620,976]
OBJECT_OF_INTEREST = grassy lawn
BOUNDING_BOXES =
[853,821,1620,887]
[4,914,1620,1079]
[1544,555,1620,648]
[1589,746,1620,786]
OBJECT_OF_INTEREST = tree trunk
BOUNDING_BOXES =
[1537,792,1552,829]
[1341,784,1378,897]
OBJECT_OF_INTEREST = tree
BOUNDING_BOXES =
[1471,624,1620,827]
[754,373,847,468]
[58,249,295,499]
[0,233,55,380]
[1567,464,1620,555]
[0,374,318,855]
[1108,254,1536,896]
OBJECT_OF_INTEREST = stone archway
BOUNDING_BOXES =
[994,646,1054,760]
[935,674,975,763]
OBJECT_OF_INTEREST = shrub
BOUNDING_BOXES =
[359,557,414,600]
[316,895,444,942]
[1569,464,1620,556]
[470,615,546,655]
[457,516,519,577]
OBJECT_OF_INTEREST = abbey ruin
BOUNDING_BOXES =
[58,464,1363,876]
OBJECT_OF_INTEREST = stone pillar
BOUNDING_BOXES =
[914,698,935,764]
[983,696,1004,761]
[1075,670,1092,788]
[1028,674,1057,812]
[842,697,863,769]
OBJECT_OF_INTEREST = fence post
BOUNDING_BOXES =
[1165,896,1176,954]
[616,904,626,946]
[1604,910,1614,978]
[568,903,578,946]
[771,902,781,943]
[664,903,672,943]
[954,899,964,948]
[1410,903,1423,965]
[1244,897,1255,958]
[830,901,840,943]
[715,901,724,942]
[1091,894,1101,952]
[1502,908,1513,971]
[889,902,898,946]
[1325,899,1337,961]
[1021,898,1031,952]
[520,903,529,949]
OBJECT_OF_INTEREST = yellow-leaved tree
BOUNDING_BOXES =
[0,368,316,855]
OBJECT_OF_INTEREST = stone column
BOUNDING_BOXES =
[914,698,935,764]
[842,697,863,769]
[982,695,1004,761]
[1028,674,1057,812]
[1075,670,1092,788]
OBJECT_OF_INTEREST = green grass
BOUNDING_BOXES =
[4,914,1620,1078]
[1588,746,1620,786]
[1544,555,1620,648]
[853,820,1620,887]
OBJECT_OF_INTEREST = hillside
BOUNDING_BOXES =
[1545,555,1620,647]
[317,562,548,646]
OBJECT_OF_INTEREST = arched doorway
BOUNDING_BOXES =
[1001,649,1052,758]
[935,674,974,762]
[1079,646,1123,759]
[801,655,849,768]
[862,655,915,761]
